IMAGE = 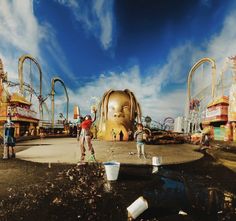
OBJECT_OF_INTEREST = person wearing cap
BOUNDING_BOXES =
[79,110,97,162]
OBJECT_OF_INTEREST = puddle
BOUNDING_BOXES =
[1,155,235,221]
[103,163,236,221]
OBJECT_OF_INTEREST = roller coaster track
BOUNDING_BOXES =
[187,57,216,115]
[51,77,69,128]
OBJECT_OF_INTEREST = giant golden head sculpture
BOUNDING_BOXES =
[97,89,142,140]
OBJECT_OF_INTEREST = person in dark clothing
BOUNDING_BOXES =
[128,129,133,141]
[119,130,124,141]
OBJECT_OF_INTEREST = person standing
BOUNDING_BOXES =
[128,129,133,141]
[94,125,98,139]
[134,123,147,159]
[111,129,116,141]
[79,111,97,162]
[3,117,15,159]
[119,130,124,141]
[76,116,83,141]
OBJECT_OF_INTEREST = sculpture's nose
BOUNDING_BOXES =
[114,112,124,117]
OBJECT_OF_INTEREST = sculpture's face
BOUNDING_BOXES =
[107,91,131,125]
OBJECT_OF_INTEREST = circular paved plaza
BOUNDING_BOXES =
[16,137,203,165]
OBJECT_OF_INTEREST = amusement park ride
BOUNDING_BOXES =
[186,55,236,141]
[0,55,69,137]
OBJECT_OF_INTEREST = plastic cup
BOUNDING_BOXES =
[152,156,162,166]
[103,161,120,181]
[127,196,148,219]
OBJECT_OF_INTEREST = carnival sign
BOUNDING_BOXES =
[14,106,38,119]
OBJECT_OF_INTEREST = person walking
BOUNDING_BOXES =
[79,111,97,162]
[134,123,147,159]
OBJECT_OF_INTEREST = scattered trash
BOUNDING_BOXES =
[152,166,159,174]
[178,210,188,215]
[103,161,120,181]
[127,196,148,219]
[103,182,112,193]
[128,152,134,155]
[52,197,62,205]
[217,210,223,214]
[152,156,162,166]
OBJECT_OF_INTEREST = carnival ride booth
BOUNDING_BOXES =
[0,93,39,137]
[202,96,229,141]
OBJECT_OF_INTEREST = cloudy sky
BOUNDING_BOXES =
[1,0,236,122]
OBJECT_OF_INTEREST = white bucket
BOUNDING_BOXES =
[103,161,120,181]
[152,156,162,166]
[127,196,148,219]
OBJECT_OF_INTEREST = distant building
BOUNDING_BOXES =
[174,116,184,133]
[0,58,40,137]
[0,92,39,137]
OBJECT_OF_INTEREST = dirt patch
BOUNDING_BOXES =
[0,153,235,221]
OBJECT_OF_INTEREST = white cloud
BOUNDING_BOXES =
[0,0,76,82]
[0,0,76,121]
[2,0,236,125]
[189,8,236,103]
[0,0,41,86]
[64,65,186,122]
[207,9,236,69]
[64,6,236,123]
[93,0,113,49]
[0,0,42,56]
[56,0,114,50]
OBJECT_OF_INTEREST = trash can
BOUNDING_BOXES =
[103,161,120,181]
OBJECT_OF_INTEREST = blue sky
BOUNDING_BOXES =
[1,0,236,122]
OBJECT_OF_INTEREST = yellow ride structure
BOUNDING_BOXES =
[186,57,216,133]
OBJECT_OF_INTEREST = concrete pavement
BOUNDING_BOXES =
[15,137,203,165]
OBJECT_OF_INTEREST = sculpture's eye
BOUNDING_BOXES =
[123,106,129,110]
[109,106,115,111]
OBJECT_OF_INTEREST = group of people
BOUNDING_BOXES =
[111,129,124,141]
[76,110,148,162]
[110,129,135,141]
[1,113,149,162]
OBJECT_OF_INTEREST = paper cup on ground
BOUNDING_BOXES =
[152,156,162,166]
[127,196,148,219]
[103,161,120,181]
